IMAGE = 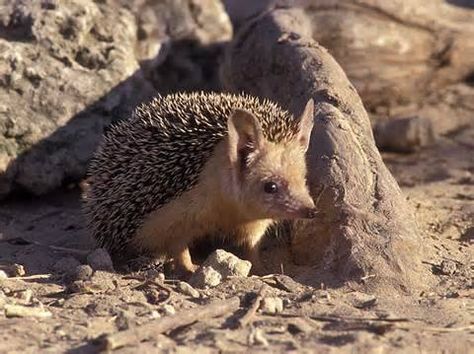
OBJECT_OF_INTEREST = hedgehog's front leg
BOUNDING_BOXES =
[172,246,198,276]
[135,200,201,277]
[237,219,274,275]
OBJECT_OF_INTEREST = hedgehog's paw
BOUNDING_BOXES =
[173,262,199,280]
[171,247,199,279]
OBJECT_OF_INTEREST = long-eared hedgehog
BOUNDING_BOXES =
[82,92,316,275]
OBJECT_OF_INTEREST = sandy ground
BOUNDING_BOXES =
[0,125,472,353]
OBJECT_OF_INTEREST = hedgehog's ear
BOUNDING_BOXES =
[296,98,314,152]
[227,109,264,168]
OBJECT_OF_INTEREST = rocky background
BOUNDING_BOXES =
[1,0,473,197]
[0,0,231,197]
[0,1,472,352]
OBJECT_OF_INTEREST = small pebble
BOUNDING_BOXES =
[249,328,268,346]
[67,281,86,294]
[64,265,93,283]
[66,271,115,294]
[149,310,160,319]
[73,265,94,281]
[0,270,8,280]
[144,288,166,305]
[201,249,252,279]
[145,269,165,282]
[87,248,114,272]
[346,291,377,309]
[53,298,65,307]
[24,67,43,81]
[115,311,131,331]
[53,256,81,275]
[260,297,284,314]
[14,289,33,303]
[161,304,176,316]
[439,260,457,275]
[177,281,200,298]
[10,264,26,277]
[189,266,222,289]
[157,272,165,282]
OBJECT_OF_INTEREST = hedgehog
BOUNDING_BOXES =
[82,92,316,275]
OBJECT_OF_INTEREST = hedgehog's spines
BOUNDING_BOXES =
[83,92,300,256]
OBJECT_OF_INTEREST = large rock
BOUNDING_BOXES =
[223,0,474,145]
[304,0,474,111]
[0,0,152,196]
[221,7,430,295]
[0,0,232,197]
[118,0,232,92]
[223,0,474,110]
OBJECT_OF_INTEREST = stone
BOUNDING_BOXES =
[248,328,269,347]
[67,270,114,294]
[120,0,232,93]
[9,264,26,277]
[0,0,155,197]
[439,260,457,276]
[0,0,232,198]
[156,272,166,282]
[14,289,33,303]
[145,269,165,282]
[67,265,93,282]
[189,266,222,289]
[373,116,436,152]
[260,297,284,314]
[177,281,200,298]
[161,304,176,316]
[53,256,81,275]
[87,248,114,272]
[114,310,132,331]
[201,249,252,279]
[149,310,161,319]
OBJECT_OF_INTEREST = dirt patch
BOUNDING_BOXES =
[0,125,472,352]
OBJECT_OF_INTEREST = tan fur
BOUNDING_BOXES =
[135,139,274,273]
[136,142,312,273]
[134,100,315,274]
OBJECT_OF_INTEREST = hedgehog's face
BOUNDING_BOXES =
[241,142,316,219]
[227,99,317,220]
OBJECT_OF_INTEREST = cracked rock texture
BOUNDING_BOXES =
[0,0,231,197]
[223,0,474,151]
[224,0,474,109]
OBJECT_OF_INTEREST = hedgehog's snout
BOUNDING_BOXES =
[293,199,318,219]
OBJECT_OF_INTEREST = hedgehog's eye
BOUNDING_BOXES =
[264,181,279,194]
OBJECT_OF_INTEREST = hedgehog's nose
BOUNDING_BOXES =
[303,207,318,219]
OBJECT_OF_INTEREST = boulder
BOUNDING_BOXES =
[0,0,231,197]
[221,7,431,295]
